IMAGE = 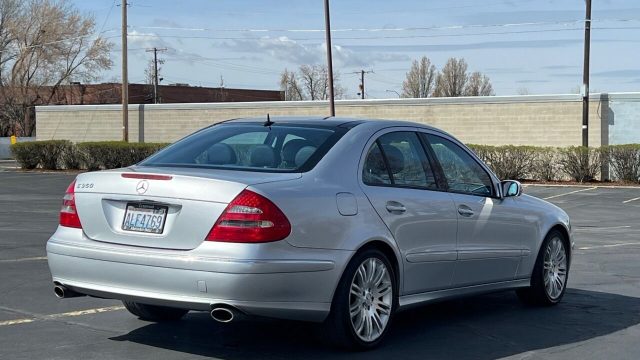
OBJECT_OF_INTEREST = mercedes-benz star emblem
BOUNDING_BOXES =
[136,180,149,194]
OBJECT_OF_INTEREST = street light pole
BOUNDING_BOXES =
[386,90,401,98]
[324,0,335,117]
[582,0,592,147]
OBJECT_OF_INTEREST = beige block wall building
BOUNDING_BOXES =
[36,94,618,147]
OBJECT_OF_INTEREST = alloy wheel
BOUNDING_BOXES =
[543,237,568,300]
[349,257,393,342]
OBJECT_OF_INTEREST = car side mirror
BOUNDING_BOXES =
[501,180,522,198]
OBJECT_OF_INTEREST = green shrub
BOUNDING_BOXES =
[76,142,168,170]
[467,144,494,166]
[493,145,537,180]
[10,142,41,169]
[468,144,536,180]
[531,147,561,181]
[603,144,640,183]
[559,146,601,182]
[61,145,82,170]
[10,141,168,170]
[10,140,74,170]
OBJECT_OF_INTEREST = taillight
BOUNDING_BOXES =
[60,180,82,229]
[206,190,291,243]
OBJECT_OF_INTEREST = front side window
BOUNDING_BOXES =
[424,134,494,196]
[363,131,438,190]
[140,124,340,172]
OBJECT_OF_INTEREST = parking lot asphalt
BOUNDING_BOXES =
[1,172,640,359]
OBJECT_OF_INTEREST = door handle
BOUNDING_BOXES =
[386,201,406,213]
[457,206,474,217]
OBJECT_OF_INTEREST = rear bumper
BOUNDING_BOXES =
[47,226,352,322]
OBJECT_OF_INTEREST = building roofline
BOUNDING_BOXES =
[36,92,625,112]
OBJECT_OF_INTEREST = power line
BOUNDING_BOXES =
[122,25,640,42]
[129,18,640,34]
[2,19,638,54]
[163,54,281,75]
[98,0,117,34]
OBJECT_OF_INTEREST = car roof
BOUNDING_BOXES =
[224,116,443,132]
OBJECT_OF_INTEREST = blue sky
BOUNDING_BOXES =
[73,0,640,98]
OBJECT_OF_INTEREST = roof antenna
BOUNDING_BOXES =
[263,113,275,127]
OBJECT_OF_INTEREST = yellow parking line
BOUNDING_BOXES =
[578,242,640,250]
[543,187,597,200]
[573,225,631,232]
[622,196,640,204]
[0,318,36,326]
[44,305,125,319]
[0,305,124,327]
[0,256,47,263]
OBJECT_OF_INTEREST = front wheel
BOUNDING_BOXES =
[517,230,569,306]
[325,248,396,350]
[122,300,189,321]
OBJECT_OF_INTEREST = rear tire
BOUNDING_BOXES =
[517,230,569,306]
[324,248,397,350]
[122,301,189,321]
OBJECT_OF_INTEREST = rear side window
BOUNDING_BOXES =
[363,131,438,190]
[363,142,392,185]
[140,124,341,172]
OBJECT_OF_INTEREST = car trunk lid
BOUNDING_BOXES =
[73,167,300,250]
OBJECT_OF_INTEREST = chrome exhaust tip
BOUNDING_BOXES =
[54,284,66,298]
[53,283,84,299]
[210,307,235,323]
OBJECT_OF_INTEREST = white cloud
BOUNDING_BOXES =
[221,36,369,68]
[126,30,171,50]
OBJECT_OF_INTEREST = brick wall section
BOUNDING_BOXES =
[35,94,608,146]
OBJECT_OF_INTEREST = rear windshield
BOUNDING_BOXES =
[139,123,345,172]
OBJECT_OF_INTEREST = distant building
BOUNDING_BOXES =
[48,83,284,105]
[0,83,283,136]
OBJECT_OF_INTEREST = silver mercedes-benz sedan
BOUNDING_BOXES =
[47,117,571,349]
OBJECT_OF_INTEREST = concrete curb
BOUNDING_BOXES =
[523,183,640,189]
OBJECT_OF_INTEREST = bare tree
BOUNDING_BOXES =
[0,0,22,136]
[280,68,303,101]
[144,56,164,85]
[464,71,494,96]
[0,0,113,136]
[279,64,344,101]
[433,58,469,97]
[401,56,436,98]
[516,87,531,95]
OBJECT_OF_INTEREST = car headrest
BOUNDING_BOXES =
[382,145,405,174]
[294,146,316,167]
[250,145,276,168]
[282,139,311,164]
[206,143,237,165]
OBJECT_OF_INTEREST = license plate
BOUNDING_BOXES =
[122,203,168,234]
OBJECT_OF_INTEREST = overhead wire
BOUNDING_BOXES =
[128,18,640,34]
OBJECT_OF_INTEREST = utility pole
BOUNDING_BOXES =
[146,47,167,104]
[121,0,128,142]
[323,0,335,116]
[582,0,592,147]
[353,70,374,99]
